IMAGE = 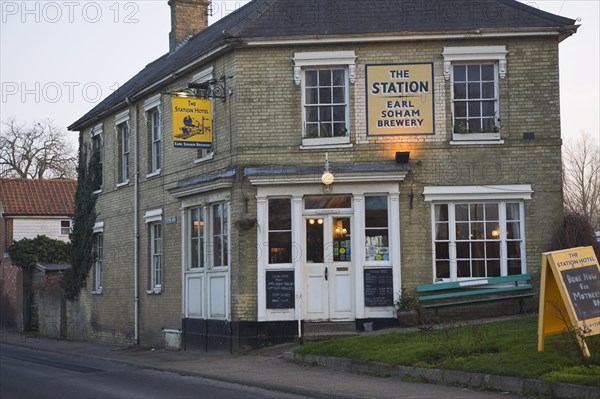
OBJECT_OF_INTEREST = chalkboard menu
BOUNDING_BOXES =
[364,268,394,307]
[266,270,295,309]
[561,265,600,321]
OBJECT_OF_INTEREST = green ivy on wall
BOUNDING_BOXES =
[63,138,101,300]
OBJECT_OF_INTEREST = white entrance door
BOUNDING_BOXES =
[304,216,354,321]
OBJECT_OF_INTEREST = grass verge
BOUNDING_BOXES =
[295,316,600,386]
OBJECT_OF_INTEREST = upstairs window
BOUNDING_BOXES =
[303,69,349,141]
[115,110,130,185]
[149,108,161,174]
[294,51,356,147]
[60,220,72,236]
[443,46,507,142]
[90,124,103,191]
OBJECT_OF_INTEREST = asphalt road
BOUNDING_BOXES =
[0,344,309,399]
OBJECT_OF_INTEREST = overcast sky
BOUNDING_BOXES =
[1,1,598,149]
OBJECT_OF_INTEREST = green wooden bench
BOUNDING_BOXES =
[416,274,534,320]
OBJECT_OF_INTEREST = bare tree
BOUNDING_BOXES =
[563,132,600,230]
[0,117,77,179]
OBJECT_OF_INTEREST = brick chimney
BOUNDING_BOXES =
[169,0,210,51]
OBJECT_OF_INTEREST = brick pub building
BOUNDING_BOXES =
[68,0,578,351]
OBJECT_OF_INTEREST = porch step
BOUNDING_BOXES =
[302,322,358,342]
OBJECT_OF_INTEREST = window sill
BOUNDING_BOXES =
[146,170,161,179]
[450,140,504,146]
[146,287,162,295]
[91,288,103,295]
[301,137,352,150]
[116,181,129,188]
[93,189,103,195]
[194,152,214,164]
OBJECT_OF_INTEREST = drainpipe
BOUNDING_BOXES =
[128,97,140,346]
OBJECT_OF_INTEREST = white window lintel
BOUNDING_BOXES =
[115,109,130,126]
[293,51,357,85]
[144,208,163,224]
[423,184,532,202]
[193,66,214,83]
[93,221,104,233]
[91,123,103,137]
[442,45,508,80]
[143,94,161,112]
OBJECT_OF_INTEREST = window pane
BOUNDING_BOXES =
[435,223,448,240]
[333,218,351,262]
[508,260,522,275]
[436,261,450,279]
[507,241,521,258]
[319,106,332,122]
[305,88,318,104]
[486,241,500,258]
[486,223,500,239]
[453,65,466,81]
[482,118,496,132]
[468,83,480,99]
[467,65,480,81]
[320,122,332,137]
[471,204,484,220]
[482,101,495,116]
[269,198,291,230]
[472,242,485,258]
[332,106,345,121]
[454,101,466,117]
[306,220,323,263]
[456,223,470,240]
[365,229,389,261]
[455,204,469,221]
[467,119,481,133]
[319,70,331,86]
[305,195,352,209]
[482,82,495,99]
[306,106,318,122]
[481,64,495,81]
[454,83,467,99]
[435,242,449,259]
[488,260,501,277]
[468,101,481,117]
[269,232,291,263]
[456,242,470,259]
[457,260,471,277]
[506,222,520,239]
[332,87,345,103]
[485,203,498,220]
[332,70,345,85]
[319,88,332,104]
[333,123,347,137]
[306,71,317,86]
[471,222,485,239]
[435,204,448,222]
[506,203,520,220]
[473,259,485,277]
[305,123,318,138]
[213,205,222,235]
[365,196,388,227]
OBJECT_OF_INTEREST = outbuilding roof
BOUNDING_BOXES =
[68,0,577,131]
[0,179,77,217]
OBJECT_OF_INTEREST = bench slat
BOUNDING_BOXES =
[419,284,533,302]
[416,274,531,293]
[421,293,535,309]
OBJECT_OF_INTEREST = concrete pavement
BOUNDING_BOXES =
[0,330,596,399]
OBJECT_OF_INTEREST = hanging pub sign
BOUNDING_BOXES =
[538,246,600,358]
[172,97,212,148]
[366,63,434,136]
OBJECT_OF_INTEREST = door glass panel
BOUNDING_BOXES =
[305,195,352,209]
[306,219,324,263]
[333,218,351,262]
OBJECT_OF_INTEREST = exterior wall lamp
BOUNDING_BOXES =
[396,151,410,164]
[321,152,334,193]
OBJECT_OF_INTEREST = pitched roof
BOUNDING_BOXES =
[0,179,77,217]
[68,0,577,131]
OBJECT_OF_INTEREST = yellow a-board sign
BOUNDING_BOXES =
[172,97,212,148]
[538,246,600,357]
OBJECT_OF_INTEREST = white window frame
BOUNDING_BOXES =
[185,202,230,271]
[293,51,356,148]
[60,220,72,236]
[364,195,391,265]
[144,94,162,177]
[192,67,215,163]
[90,124,103,193]
[424,185,531,283]
[443,46,507,143]
[267,197,293,266]
[93,232,104,294]
[150,222,162,293]
[115,110,130,186]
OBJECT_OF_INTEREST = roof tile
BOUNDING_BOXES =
[0,179,77,217]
